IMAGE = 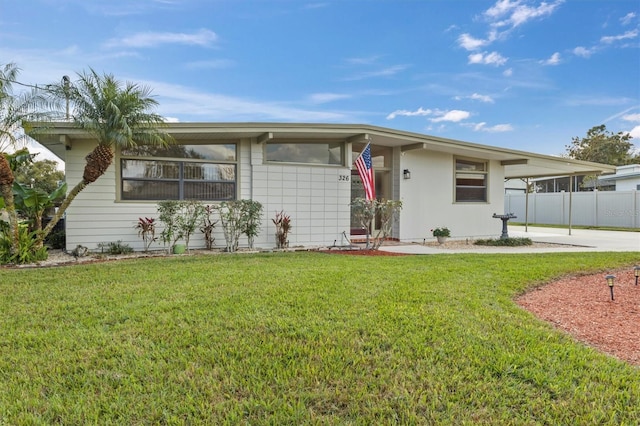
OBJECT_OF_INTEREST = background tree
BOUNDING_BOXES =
[14,157,64,195]
[565,124,637,165]
[40,68,173,246]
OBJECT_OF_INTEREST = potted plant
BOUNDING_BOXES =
[431,226,451,244]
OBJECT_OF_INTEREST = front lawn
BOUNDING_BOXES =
[1,252,638,424]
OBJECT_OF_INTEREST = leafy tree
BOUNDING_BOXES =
[565,125,637,165]
[40,68,173,247]
[14,157,64,196]
[0,63,56,257]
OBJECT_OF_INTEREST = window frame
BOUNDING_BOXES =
[118,142,238,202]
[454,157,489,203]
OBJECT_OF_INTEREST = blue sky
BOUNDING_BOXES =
[1,0,639,163]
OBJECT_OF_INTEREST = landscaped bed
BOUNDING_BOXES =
[0,251,638,424]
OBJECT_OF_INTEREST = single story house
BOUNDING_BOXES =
[597,164,640,191]
[32,122,615,251]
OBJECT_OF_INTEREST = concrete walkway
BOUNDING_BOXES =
[379,225,640,254]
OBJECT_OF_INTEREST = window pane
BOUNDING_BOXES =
[122,160,179,179]
[183,163,236,181]
[456,176,486,186]
[122,180,179,200]
[456,159,485,172]
[266,142,343,165]
[456,187,486,201]
[184,182,235,200]
[123,144,236,161]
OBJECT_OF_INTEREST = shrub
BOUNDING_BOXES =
[97,240,134,255]
[474,237,532,246]
[135,217,157,252]
[0,223,48,264]
[45,229,66,250]
[272,210,291,249]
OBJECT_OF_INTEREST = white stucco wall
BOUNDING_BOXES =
[398,149,506,242]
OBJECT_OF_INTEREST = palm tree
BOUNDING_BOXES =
[40,69,173,243]
[0,62,55,256]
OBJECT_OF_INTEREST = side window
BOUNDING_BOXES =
[455,158,487,202]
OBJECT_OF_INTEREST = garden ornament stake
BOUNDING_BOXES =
[634,266,639,286]
[606,275,615,301]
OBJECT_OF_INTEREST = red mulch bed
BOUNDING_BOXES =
[517,268,640,366]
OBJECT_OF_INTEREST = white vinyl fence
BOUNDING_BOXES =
[504,190,640,228]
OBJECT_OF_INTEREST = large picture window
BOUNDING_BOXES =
[455,158,487,202]
[120,143,237,201]
[265,142,344,165]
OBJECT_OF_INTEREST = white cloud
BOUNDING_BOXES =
[143,80,351,122]
[386,107,432,120]
[621,12,637,26]
[459,0,563,54]
[387,108,472,123]
[600,29,639,44]
[468,51,508,66]
[540,52,561,65]
[473,122,514,132]
[573,46,595,58]
[465,93,495,103]
[430,110,470,123]
[458,33,489,51]
[503,68,513,77]
[629,125,640,139]
[622,113,640,122]
[345,55,382,65]
[308,93,351,104]
[485,0,564,29]
[104,29,218,49]
[343,64,409,81]
[507,1,563,28]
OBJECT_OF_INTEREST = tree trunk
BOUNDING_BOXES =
[36,180,87,249]
[36,145,114,249]
[0,183,19,256]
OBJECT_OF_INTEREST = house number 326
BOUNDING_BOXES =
[338,175,350,181]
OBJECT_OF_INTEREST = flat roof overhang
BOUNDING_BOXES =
[30,121,616,179]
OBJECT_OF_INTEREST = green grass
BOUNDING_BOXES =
[1,252,639,424]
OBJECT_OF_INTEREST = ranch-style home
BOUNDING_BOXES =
[32,122,615,251]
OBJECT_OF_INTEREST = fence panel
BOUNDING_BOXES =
[505,191,639,228]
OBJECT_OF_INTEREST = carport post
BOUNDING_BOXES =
[568,175,573,236]
[525,178,529,233]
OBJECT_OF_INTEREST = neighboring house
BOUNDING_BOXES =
[529,165,640,193]
[597,164,640,191]
[31,122,615,251]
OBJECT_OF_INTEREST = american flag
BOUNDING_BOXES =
[354,143,375,200]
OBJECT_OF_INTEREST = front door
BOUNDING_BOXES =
[350,144,392,235]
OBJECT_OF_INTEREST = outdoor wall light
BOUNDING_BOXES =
[403,169,411,180]
[606,274,616,301]
[634,266,640,286]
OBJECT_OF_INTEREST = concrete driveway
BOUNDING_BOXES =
[379,225,640,254]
